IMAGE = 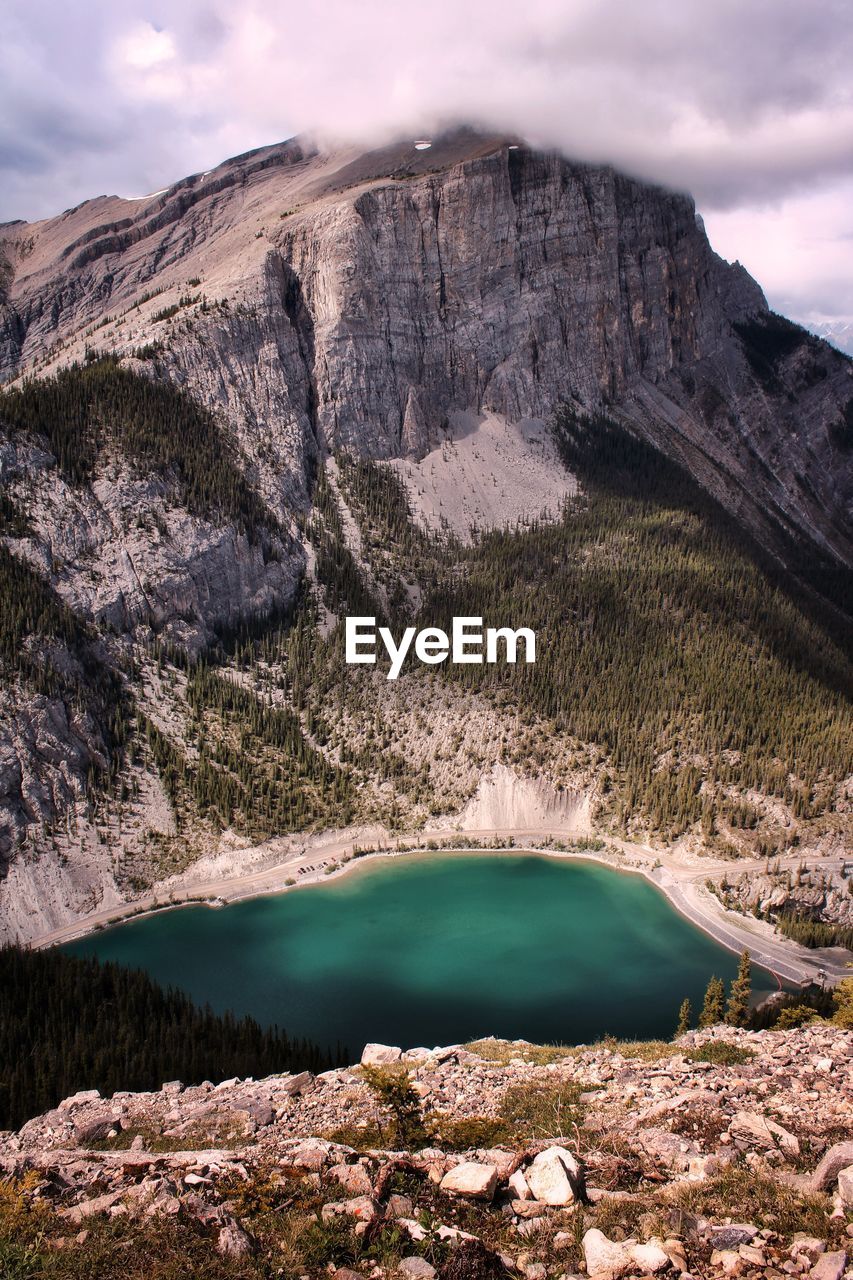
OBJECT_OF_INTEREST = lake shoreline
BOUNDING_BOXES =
[32,827,850,989]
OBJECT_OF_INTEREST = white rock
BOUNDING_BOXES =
[526,1146,583,1206]
[508,1167,532,1200]
[837,1164,853,1208]
[583,1228,634,1277]
[361,1043,403,1066]
[630,1240,671,1273]
[439,1161,499,1200]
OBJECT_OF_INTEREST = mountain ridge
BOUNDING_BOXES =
[0,129,851,946]
[2,129,851,583]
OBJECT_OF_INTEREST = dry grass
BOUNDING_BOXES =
[465,1038,578,1066]
[465,1036,676,1066]
[669,1165,834,1241]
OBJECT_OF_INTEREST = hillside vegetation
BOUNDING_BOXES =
[294,412,853,846]
[0,358,277,541]
[0,945,340,1131]
[1,364,851,874]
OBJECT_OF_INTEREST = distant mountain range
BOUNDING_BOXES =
[803,319,853,357]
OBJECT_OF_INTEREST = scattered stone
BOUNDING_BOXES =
[361,1044,403,1066]
[4,1025,852,1280]
[583,1228,634,1276]
[809,1252,847,1280]
[525,1146,583,1205]
[398,1258,437,1279]
[440,1161,499,1200]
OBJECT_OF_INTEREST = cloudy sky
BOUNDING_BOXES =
[3,0,852,326]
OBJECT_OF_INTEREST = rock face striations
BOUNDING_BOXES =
[2,129,851,576]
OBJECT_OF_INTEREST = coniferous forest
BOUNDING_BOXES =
[0,945,340,1131]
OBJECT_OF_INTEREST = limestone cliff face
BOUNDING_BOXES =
[2,129,851,578]
[1,130,852,934]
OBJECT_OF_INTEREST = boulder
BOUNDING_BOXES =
[836,1165,853,1208]
[59,1190,125,1224]
[216,1219,253,1259]
[512,1198,549,1219]
[687,1153,726,1180]
[386,1193,414,1219]
[329,1163,374,1197]
[583,1228,635,1277]
[728,1111,799,1158]
[790,1237,827,1263]
[398,1259,437,1279]
[321,1196,377,1222]
[708,1225,759,1250]
[810,1142,853,1192]
[289,1139,332,1171]
[525,1145,584,1206]
[74,1116,122,1146]
[810,1252,847,1280]
[637,1126,698,1172]
[508,1167,532,1200]
[361,1043,403,1066]
[711,1248,745,1275]
[233,1099,275,1127]
[439,1161,499,1200]
[281,1071,314,1097]
[630,1240,670,1273]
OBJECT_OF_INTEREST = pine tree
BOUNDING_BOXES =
[699,976,726,1028]
[675,998,692,1037]
[726,950,752,1026]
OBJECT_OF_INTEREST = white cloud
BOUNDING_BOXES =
[116,21,177,71]
[2,0,852,319]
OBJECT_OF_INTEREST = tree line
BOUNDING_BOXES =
[0,945,343,1131]
[0,357,278,543]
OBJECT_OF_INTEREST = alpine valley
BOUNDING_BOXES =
[0,127,851,964]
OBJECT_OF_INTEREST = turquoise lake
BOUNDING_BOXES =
[65,853,773,1056]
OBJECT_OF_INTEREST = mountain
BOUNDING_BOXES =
[805,319,853,359]
[2,129,851,578]
[1,129,851,943]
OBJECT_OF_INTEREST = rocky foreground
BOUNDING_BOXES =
[1,1025,851,1279]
